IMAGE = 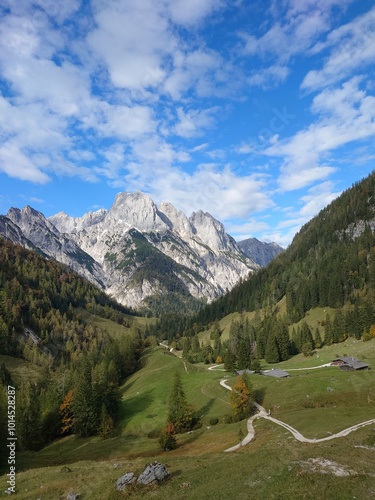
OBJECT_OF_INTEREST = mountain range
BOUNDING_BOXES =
[0,192,282,314]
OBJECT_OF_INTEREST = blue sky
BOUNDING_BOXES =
[1,0,375,247]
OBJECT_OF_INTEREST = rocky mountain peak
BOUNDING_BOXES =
[7,206,58,235]
[238,237,284,267]
[189,209,234,252]
[0,191,267,313]
[107,191,170,233]
[158,202,193,240]
[49,208,107,234]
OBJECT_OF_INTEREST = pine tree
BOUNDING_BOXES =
[265,334,280,363]
[0,385,8,466]
[237,336,251,369]
[275,319,290,360]
[17,383,43,450]
[224,346,236,372]
[72,360,98,437]
[314,327,323,348]
[324,314,333,345]
[168,372,197,433]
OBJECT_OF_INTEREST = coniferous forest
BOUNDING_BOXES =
[148,171,375,365]
[0,238,146,457]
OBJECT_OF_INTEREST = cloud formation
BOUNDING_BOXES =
[0,0,374,245]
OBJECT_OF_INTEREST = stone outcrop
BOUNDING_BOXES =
[115,462,169,491]
[116,472,136,491]
[137,461,169,485]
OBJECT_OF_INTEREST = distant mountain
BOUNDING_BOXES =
[0,192,260,314]
[238,238,284,266]
[4,206,105,288]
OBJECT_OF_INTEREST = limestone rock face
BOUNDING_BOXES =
[49,208,107,234]
[5,206,105,288]
[0,192,260,311]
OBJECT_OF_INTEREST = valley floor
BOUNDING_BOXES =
[2,339,375,499]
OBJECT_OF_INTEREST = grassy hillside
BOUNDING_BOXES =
[5,341,375,499]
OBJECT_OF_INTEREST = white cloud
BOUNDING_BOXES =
[240,0,350,63]
[167,0,224,26]
[163,48,226,99]
[98,104,157,140]
[299,181,340,218]
[0,142,50,184]
[259,181,341,246]
[247,65,289,89]
[117,160,274,222]
[88,0,172,90]
[302,7,375,90]
[263,78,375,191]
[1,0,80,24]
[257,228,296,248]
[173,107,217,138]
[228,219,270,240]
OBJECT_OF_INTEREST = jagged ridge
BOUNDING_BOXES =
[0,191,270,314]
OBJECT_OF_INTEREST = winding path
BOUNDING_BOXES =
[219,377,375,451]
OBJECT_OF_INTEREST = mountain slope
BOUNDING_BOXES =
[238,237,284,266]
[195,171,375,328]
[5,206,105,288]
[0,192,259,314]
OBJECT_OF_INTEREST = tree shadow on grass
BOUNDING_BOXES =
[120,378,138,395]
[197,397,215,418]
[253,387,266,406]
[119,390,153,428]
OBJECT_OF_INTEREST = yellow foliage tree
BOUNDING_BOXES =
[230,375,253,419]
[60,389,74,435]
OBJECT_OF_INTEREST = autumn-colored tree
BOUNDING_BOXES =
[230,375,253,420]
[215,355,223,364]
[159,420,177,451]
[362,324,375,341]
[60,388,74,435]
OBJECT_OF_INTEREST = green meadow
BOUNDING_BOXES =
[2,339,375,499]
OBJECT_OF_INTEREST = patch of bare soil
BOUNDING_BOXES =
[293,458,357,477]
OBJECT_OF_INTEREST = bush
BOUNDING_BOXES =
[209,418,219,426]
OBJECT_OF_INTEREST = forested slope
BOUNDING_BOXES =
[148,172,375,367]
[0,238,146,461]
[197,171,375,325]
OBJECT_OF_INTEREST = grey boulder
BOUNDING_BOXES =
[137,462,169,485]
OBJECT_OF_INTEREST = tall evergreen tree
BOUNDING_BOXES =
[265,334,280,363]
[72,360,98,437]
[168,372,197,433]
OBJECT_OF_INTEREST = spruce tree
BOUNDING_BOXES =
[72,360,98,437]
[224,346,236,372]
[265,334,280,363]
[168,372,196,433]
